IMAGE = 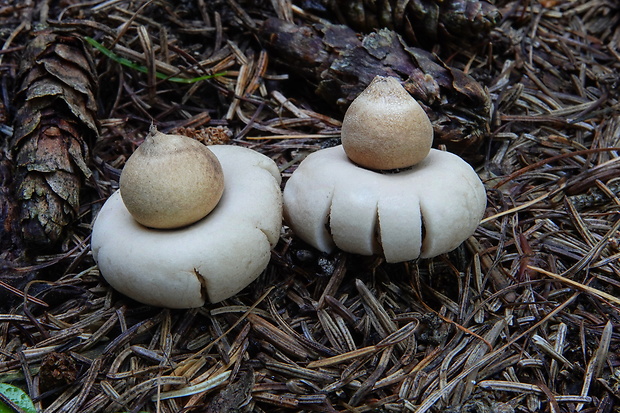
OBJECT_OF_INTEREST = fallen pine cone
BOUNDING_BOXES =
[11,29,99,247]
[301,0,501,47]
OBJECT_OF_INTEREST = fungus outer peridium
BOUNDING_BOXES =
[92,144,282,308]
[283,75,486,262]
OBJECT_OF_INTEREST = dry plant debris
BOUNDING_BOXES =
[0,0,619,412]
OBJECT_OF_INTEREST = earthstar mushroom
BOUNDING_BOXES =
[283,76,486,263]
[91,130,282,308]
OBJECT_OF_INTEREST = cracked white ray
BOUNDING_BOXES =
[283,146,486,263]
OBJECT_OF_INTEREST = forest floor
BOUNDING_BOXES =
[0,0,619,412]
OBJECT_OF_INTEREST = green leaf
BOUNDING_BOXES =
[84,36,227,84]
[0,383,36,413]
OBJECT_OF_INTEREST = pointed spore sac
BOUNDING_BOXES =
[11,30,99,246]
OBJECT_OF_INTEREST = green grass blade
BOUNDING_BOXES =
[84,36,226,83]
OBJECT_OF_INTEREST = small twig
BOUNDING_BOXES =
[527,266,620,306]
[577,321,613,411]
[493,147,620,189]
[152,370,231,401]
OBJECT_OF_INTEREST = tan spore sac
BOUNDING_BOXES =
[341,76,433,170]
[119,129,224,229]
